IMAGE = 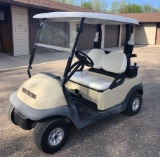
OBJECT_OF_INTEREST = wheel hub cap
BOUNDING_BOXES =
[48,128,64,146]
[132,98,140,111]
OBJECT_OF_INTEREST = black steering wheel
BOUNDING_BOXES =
[75,51,94,67]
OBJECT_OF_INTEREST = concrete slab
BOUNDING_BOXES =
[0,51,71,71]
[0,45,159,71]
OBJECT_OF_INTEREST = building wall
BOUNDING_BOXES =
[101,25,105,48]
[69,24,105,50]
[77,24,97,50]
[9,6,159,56]
[11,6,29,56]
[135,23,156,45]
[121,25,126,46]
[28,8,48,53]
[69,22,77,49]
[105,25,119,48]
[28,8,69,53]
[156,23,160,45]
[0,5,13,54]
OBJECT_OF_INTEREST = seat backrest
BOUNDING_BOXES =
[88,49,106,69]
[88,49,127,74]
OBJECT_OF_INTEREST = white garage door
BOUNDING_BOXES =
[135,23,156,45]
[12,6,29,56]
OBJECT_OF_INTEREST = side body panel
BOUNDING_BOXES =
[66,75,142,110]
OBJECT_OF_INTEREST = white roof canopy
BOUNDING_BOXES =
[33,12,139,25]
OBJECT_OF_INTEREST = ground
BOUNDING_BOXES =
[0,46,160,157]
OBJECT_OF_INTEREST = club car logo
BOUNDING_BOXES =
[22,88,36,99]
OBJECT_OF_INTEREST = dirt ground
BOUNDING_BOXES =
[0,46,160,157]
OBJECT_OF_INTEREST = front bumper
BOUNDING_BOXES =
[11,107,32,130]
[10,92,72,121]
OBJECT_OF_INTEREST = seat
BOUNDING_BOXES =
[70,49,127,91]
[70,70,114,91]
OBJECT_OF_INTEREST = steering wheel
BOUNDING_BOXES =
[75,51,94,67]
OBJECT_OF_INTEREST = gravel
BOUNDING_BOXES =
[0,46,160,157]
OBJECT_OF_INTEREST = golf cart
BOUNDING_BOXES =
[7,12,143,154]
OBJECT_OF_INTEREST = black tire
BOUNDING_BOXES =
[124,92,142,116]
[6,103,16,124]
[33,119,68,154]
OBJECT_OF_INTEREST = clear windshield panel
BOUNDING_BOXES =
[31,22,72,76]
[31,22,72,77]
[35,22,71,54]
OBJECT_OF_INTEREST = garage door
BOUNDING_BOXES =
[105,25,119,48]
[135,23,156,45]
[156,23,160,45]
[28,8,69,53]
[77,24,97,50]
[12,6,29,56]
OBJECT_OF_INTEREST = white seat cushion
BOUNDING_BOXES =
[69,49,127,91]
[101,51,127,74]
[70,71,114,91]
[87,49,106,69]
[88,49,127,74]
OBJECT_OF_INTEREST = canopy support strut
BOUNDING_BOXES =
[62,18,85,110]
[27,21,45,78]
[124,24,134,67]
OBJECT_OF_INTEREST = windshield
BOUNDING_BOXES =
[35,22,72,54]
[28,21,76,77]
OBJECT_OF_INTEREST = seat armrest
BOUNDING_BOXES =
[109,74,125,89]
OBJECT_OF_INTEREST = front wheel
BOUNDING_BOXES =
[124,92,142,116]
[33,119,68,154]
[6,103,17,125]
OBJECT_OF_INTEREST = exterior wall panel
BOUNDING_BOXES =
[12,6,29,56]
[77,24,97,50]
[69,22,77,48]
[121,25,126,46]
[156,23,160,45]
[28,8,69,53]
[101,25,105,48]
[0,5,13,54]
[28,8,48,53]
[135,23,156,45]
[105,25,119,48]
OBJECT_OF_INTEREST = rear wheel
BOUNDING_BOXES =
[124,92,142,116]
[33,119,68,154]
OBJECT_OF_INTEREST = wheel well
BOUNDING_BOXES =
[137,90,143,95]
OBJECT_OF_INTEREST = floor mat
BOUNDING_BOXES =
[75,102,98,121]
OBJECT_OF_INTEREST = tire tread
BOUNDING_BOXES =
[33,118,68,154]
[124,92,142,116]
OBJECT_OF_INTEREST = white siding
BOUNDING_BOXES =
[118,24,122,47]
[12,6,29,56]
[135,23,156,45]
[69,22,77,48]
[101,25,105,48]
